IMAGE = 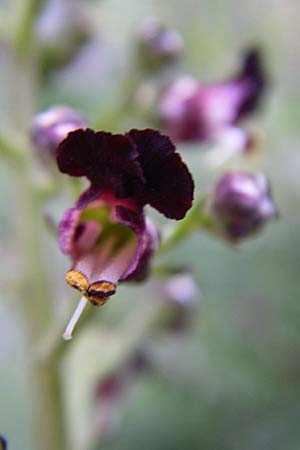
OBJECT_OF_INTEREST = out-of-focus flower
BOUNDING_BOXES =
[163,273,197,306]
[93,348,151,437]
[57,128,194,339]
[137,18,184,70]
[161,273,198,331]
[94,374,124,436]
[159,48,267,144]
[205,125,264,168]
[211,172,277,242]
[0,435,7,450]
[35,0,90,75]
[31,105,87,161]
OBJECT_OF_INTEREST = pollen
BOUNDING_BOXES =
[66,269,89,292]
[86,280,116,306]
[86,294,109,306]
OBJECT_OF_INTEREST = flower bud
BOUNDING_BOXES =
[93,348,150,438]
[95,374,123,403]
[0,435,7,450]
[35,0,90,75]
[30,105,87,160]
[164,273,197,306]
[212,172,277,241]
[137,18,184,70]
[125,348,151,374]
[159,273,198,332]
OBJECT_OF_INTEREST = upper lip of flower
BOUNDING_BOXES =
[56,127,194,220]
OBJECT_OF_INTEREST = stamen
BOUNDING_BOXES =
[62,296,88,341]
[66,269,88,292]
[96,241,137,284]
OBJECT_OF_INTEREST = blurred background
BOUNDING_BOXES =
[1,1,300,449]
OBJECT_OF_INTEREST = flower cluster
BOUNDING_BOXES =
[56,128,194,338]
[29,43,277,342]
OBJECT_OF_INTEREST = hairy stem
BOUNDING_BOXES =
[4,4,69,446]
[33,359,66,450]
[15,174,68,450]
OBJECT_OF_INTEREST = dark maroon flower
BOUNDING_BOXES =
[0,435,7,450]
[159,48,267,144]
[212,171,277,242]
[137,18,184,70]
[57,128,193,339]
[31,105,87,159]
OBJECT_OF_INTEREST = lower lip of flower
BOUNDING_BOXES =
[62,239,137,341]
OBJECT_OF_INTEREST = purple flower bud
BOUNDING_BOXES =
[30,105,87,159]
[163,273,197,306]
[161,273,198,332]
[35,0,89,65]
[95,374,123,402]
[212,172,277,241]
[125,348,151,374]
[137,18,184,69]
[0,435,7,450]
[93,373,125,437]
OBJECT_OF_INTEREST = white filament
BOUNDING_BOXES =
[62,296,88,341]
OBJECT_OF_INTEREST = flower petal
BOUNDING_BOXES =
[235,48,267,118]
[128,129,194,219]
[127,218,159,281]
[56,128,143,197]
[115,205,147,280]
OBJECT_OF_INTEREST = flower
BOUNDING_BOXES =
[93,348,150,437]
[137,18,184,70]
[211,171,277,242]
[35,0,90,75]
[31,105,87,160]
[56,128,194,339]
[0,435,7,450]
[163,273,198,306]
[159,48,267,144]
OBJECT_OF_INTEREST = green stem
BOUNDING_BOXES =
[0,130,27,171]
[13,0,44,54]
[33,358,66,450]
[15,174,67,450]
[5,4,68,446]
[158,198,214,254]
